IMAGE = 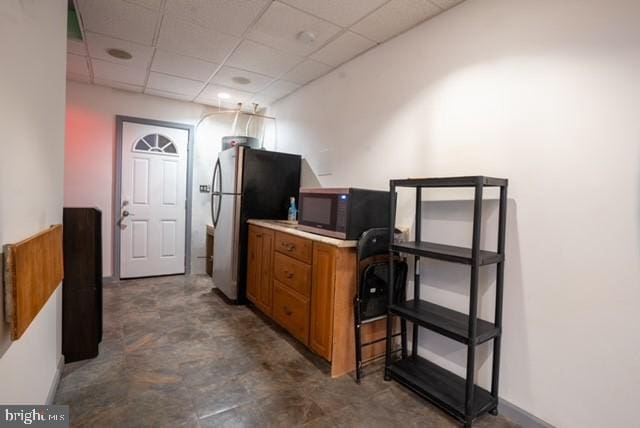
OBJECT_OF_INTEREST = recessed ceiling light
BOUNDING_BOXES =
[297,30,317,45]
[217,92,231,100]
[232,76,251,85]
[106,48,132,60]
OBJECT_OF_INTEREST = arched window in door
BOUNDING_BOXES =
[133,133,178,155]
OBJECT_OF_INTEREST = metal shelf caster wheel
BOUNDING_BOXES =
[489,408,499,416]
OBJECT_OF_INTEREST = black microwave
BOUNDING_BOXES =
[297,188,390,240]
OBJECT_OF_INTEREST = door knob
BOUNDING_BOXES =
[122,210,131,217]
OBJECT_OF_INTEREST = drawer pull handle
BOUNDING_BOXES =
[285,271,294,279]
[283,306,293,316]
[256,233,263,238]
[285,243,296,252]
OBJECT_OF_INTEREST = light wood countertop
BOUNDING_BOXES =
[247,219,357,248]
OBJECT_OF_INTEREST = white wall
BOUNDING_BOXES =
[65,81,235,277]
[271,0,640,427]
[0,0,67,404]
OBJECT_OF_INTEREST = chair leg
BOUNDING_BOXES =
[354,297,363,383]
[400,318,408,359]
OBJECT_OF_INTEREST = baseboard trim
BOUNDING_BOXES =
[46,355,64,404]
[102,276,116,285]
[499,398,554,428]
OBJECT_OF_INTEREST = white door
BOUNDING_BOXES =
[120,121,188,278]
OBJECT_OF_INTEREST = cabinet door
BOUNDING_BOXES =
[246,226,262,306]
[257,229,274,315]
[310,242,336,360]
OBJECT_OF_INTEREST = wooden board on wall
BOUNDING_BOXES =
[3,225,64,340]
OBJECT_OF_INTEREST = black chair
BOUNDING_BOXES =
[354,228,408,383]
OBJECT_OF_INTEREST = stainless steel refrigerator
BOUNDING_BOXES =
[211,146,301,303]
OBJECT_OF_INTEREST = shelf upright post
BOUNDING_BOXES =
[412,187,422,358]
[490,183,508,407]
[385,181,397,381]
[465,180,484,427]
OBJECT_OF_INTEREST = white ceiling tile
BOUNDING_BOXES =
[67,39,87,56]
[247,2,341,56]
[210,66,273,93]
[123,0,164,11]
[351,0,442,42]
[282,59,333,84]
[67,54,90,76]
[280,0,388,27]
[92,59,148,85]
[194,97,220,108]
[430,0,464,9]
[198,84,254,104]
[85,32,154,69]
[78,0,159,45]
[151,50,219,82]
[145,88,194,101]
[147,72,205,96]
[67,72,92,84]
[310,31,375,67]
[165,0,271,37]
[226,40,302,78]
[93,77,144,93]
[157,17,241,63]
[252,80,301,105]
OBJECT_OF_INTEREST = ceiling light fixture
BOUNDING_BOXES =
[106,48,132,60]
[297,30,317,45]
[217,92,231,100]
[232,76,251,85]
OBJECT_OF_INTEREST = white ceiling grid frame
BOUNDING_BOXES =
[67,0,466,106]
[147,72,205,97]
[209,66,274,93]
[151,50,220,82]
[310,31,377,67]
[280,0,390,27]
[85,32,155,69]
[164,0,272,37]
[283,59,333,84]
[351,0,443,43]
[78,0,160,45]
[246,1,342,56]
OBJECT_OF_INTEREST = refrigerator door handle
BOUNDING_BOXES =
[212,159,222,226]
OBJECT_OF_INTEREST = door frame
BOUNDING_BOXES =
[114,115,195,281]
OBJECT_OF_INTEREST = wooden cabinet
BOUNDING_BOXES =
[246,226,274,315]
[247,223,386,378]
[275,231,312,263]
[309,243,336,360]
[272,281,310,344]
[62,208,103,362]
[273,252,311,298]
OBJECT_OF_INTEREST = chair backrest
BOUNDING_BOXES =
[357,228,390,262]
[357,228,408,320]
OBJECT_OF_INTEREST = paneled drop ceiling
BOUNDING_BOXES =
[67,0,464,108]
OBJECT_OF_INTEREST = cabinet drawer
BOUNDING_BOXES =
[272,281,310,345]
[273,252,311,298]
[275,232,312,264]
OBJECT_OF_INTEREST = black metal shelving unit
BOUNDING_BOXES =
[384,176,508,428]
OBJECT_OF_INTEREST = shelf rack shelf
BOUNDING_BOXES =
[384,175,508,428]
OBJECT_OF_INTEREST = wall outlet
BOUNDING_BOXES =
[199,185,211,193]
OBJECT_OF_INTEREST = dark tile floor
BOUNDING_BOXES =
[54,275,518,428]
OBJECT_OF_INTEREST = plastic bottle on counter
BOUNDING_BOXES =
[287,197,297,222]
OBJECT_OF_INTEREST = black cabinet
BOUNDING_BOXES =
[62,207,103,362]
